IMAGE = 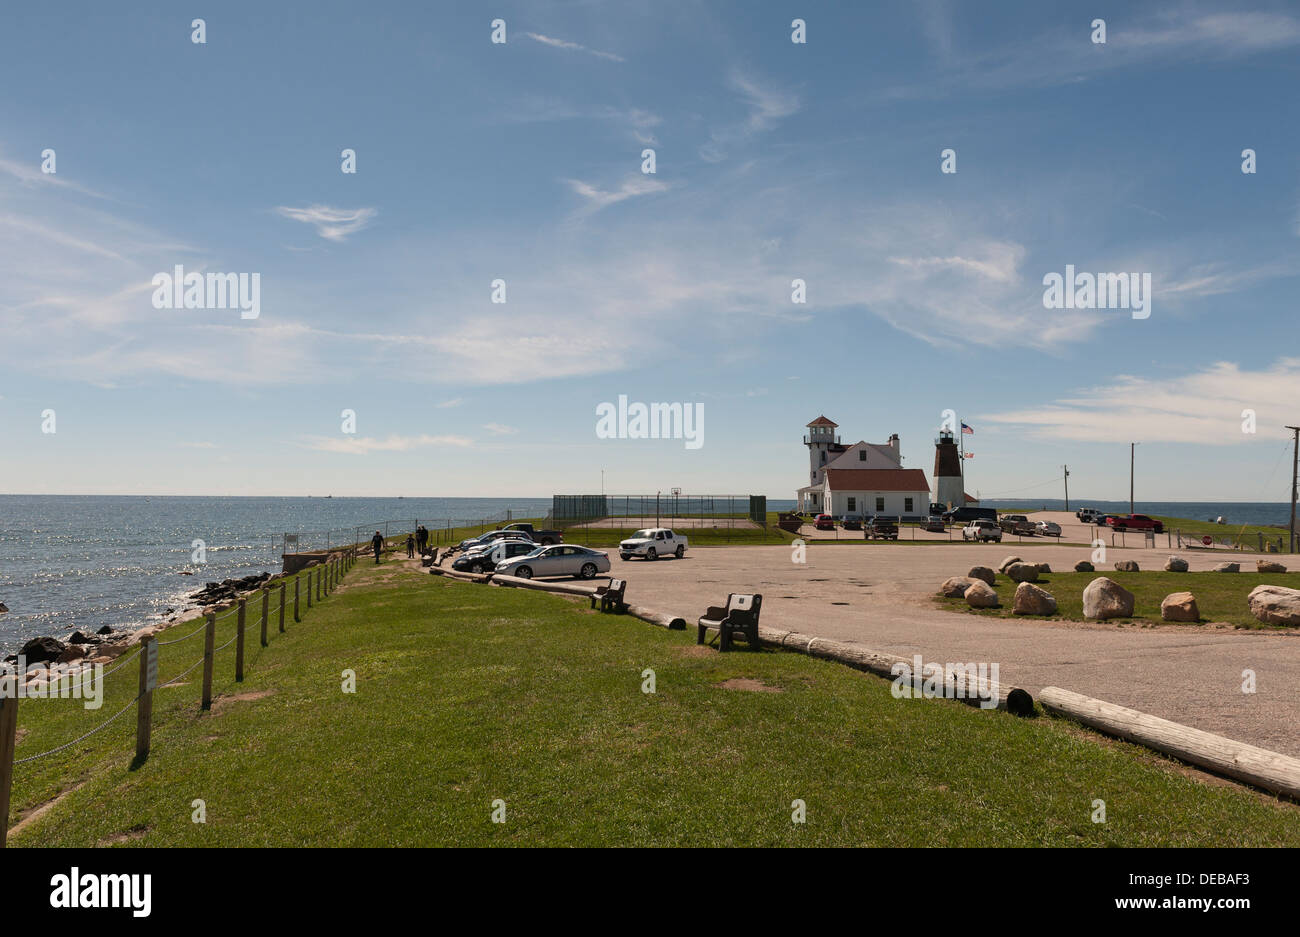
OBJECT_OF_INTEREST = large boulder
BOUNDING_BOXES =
[1013,583,1058,615]
[1035,563,1052,574]
[56,644,88,663]
[940,576,978,598]
[1257,560,1287,574]
[1163,556,1188,572]
[1005,563,1040,583]
[1082,577,1135,620]
[0,602,8,613]
[1113,560,1140,572]
[1160,591,1199,622]
[1247,585,1300,626]
[964,580,1000,608]
[967,566,996,586]
[1212,562,1240,573]
[997,555,1023,574]
[19,636,66,665]
[1074,560,1095,572]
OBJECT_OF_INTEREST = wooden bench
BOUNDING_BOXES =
[697,593,763,651]
[590,579,627,613]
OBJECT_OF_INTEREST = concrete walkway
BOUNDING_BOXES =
[599,540,1300,757]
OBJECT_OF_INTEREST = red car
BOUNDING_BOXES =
[814,514,835,530]
[1106,513,1164,533]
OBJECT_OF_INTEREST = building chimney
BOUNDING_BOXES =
[888,433,899,449]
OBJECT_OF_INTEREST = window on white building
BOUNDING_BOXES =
[905,497,914,512]
[875,497,884,511]
[847,497,856,511]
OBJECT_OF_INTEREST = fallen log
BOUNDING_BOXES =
[1038,686,1300,800]
[624,604,687,631]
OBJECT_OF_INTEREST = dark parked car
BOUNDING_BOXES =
[920,515,946,533]
[942,506,998,525]
[452,538,537,573]
[865,515,899,540]
[841,513,864,530]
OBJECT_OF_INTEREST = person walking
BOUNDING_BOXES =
[406,533,416,558]
[416,525,428,555]
[371,531,384,564]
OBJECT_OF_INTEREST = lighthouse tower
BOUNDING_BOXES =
[934,429,964,509]
[805,416,841,487]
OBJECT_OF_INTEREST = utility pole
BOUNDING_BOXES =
[1287,427,1300,554]
[1063,465,1070,512]
[1129,443,1137,514]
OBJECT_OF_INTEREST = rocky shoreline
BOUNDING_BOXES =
[1,570,290,686]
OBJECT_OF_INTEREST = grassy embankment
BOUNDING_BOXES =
[8,560,1299,846]
[937,570,1298,629]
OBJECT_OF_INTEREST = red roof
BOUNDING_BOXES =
[824,468,931,491]
[806,415,838,427]
[964,493,978,503]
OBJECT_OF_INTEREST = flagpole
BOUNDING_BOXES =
[958,417,966,498]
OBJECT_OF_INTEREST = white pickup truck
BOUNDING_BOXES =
[619,528,688,560]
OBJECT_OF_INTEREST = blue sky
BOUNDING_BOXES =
[2,1,1299,500]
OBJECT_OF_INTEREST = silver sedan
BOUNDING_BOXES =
[494,544,610,580]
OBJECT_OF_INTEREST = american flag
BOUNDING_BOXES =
[961,422,974,435]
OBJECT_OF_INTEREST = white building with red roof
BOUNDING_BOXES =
[796,416,934,518]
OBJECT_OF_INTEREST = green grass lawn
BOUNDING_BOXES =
[7,559,1299,847]
[936,570,1299,629]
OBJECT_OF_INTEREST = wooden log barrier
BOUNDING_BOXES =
[1038,686,1300,800]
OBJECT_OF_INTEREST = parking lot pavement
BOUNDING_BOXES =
[603,541,1300,757]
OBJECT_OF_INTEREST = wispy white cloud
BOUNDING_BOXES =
[275,204,376,241]
[0,154,110,199]
[178,441,218,449]
[701,71,800,162]
[436,397,464,408]
[980,359,1300,444]
[565,175,670,212]
[483,423,518,435]
[524,32,624,62]
[303,433,474,455]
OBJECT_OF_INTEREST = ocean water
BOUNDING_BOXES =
[0,495,551,654]
[987,499,1295,528]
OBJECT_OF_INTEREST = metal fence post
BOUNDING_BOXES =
[201,613,216,710]
[235,599,246,682]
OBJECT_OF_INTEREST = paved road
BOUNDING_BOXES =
[598,540,1300,757]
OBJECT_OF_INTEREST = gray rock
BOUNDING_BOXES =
[964,580,1000,608]
[1247,584,1300,626]
[1074,561,1094,572]
[1005,562,1039,583]
[1035,563,1052,574]
[998,555,1023,574]
[1113,560,1140,572]
[1083,577,1135,620]
[1212,562,1240,573]
[19,636,66,665]
[1013,583,1057,615]
[967,566,996,586]
[1163,556,1188,572]
[1256,560,1287,573]
[940,576,977,598]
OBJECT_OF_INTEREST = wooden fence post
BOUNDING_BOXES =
[0,693,18,848]
[306,570,313,609]
[294,577,301,622]
[201,613,216,710]
[279,581,286,633]
[260,588,269,647]
[235,599,246,682]
[136,637,157,760]
[317,566,323,601]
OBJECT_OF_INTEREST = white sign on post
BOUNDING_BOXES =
[146,641,159,691]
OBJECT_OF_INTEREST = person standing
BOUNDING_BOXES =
[416,525,428,555]
[371,531,384,564]
[406,533,416,558]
